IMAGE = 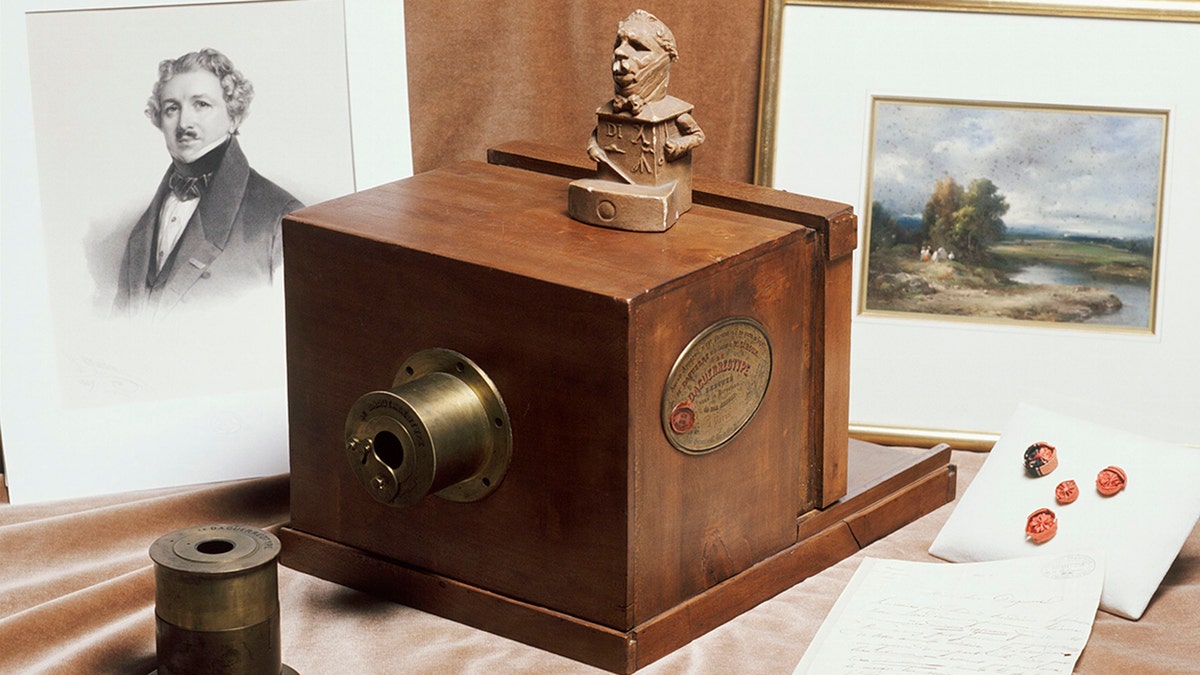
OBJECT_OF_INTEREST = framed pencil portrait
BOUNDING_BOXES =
[1,0,410,502]
[757,0,1200,448]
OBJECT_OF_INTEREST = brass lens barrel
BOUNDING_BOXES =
[149,524,293,675]
[346,348,512,507]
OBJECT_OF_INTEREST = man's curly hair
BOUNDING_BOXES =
[145,48,253,131]
[618,10,678,61]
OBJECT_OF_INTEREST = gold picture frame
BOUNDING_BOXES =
[757,0,1200,187]
[756,0,1200,450]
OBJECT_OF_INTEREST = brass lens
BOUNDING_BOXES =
[149,524,295,675]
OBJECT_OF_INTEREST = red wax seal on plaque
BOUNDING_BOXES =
[1026,508,1058,544]
[1055,480,1079,505]
[1023,442,1058,477]
[669,402,696,434]
[1096,465,1127,496]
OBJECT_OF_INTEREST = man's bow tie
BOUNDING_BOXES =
[613,94,646,115]
[168,172,211,201]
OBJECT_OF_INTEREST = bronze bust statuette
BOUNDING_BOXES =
[568,9,705,232]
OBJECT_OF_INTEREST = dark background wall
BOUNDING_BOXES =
[404,1,767,183]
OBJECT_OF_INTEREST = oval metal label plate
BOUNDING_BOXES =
[661,317,772,454]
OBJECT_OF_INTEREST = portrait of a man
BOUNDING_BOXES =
[11,0,360,502]
[115,48,303,318]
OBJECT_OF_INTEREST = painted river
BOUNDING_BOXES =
[1010,263,1152,328]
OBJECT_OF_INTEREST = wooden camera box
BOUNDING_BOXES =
[278,143,858,672]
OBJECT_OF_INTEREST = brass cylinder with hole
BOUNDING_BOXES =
[345,348,512,507]
[149,524,296,675]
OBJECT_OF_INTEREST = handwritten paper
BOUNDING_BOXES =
[793,553,1103,674]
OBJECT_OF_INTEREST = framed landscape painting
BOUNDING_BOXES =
[762,1,1200,447]
[862,98,1166,332]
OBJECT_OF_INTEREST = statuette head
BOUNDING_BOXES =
[611,10,677,109]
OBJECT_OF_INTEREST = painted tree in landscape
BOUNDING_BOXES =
[870,200,901,249]
[920,177,1009,261]
[921,177,963,253]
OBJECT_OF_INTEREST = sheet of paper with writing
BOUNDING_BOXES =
[793,553,1103,674]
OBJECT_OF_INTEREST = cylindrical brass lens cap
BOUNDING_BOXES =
[150,524,281,630]
[150,524,295,675]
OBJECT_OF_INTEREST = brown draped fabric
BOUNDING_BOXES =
[403,1,766,183]
[3,444,1198,673]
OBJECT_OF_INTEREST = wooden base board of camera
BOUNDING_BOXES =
[279,442,954,673]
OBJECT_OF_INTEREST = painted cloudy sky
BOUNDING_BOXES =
[868,100,1166,240]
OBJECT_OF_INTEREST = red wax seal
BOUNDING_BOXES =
[1026,507,1058,544]
[1096,465,1127,496]
[1023,442,1058,477]
[1055,480,1079,505]
[669,402,696,434]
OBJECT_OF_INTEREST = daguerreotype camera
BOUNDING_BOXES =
[276,10,955,673]
[277,140,859,672]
